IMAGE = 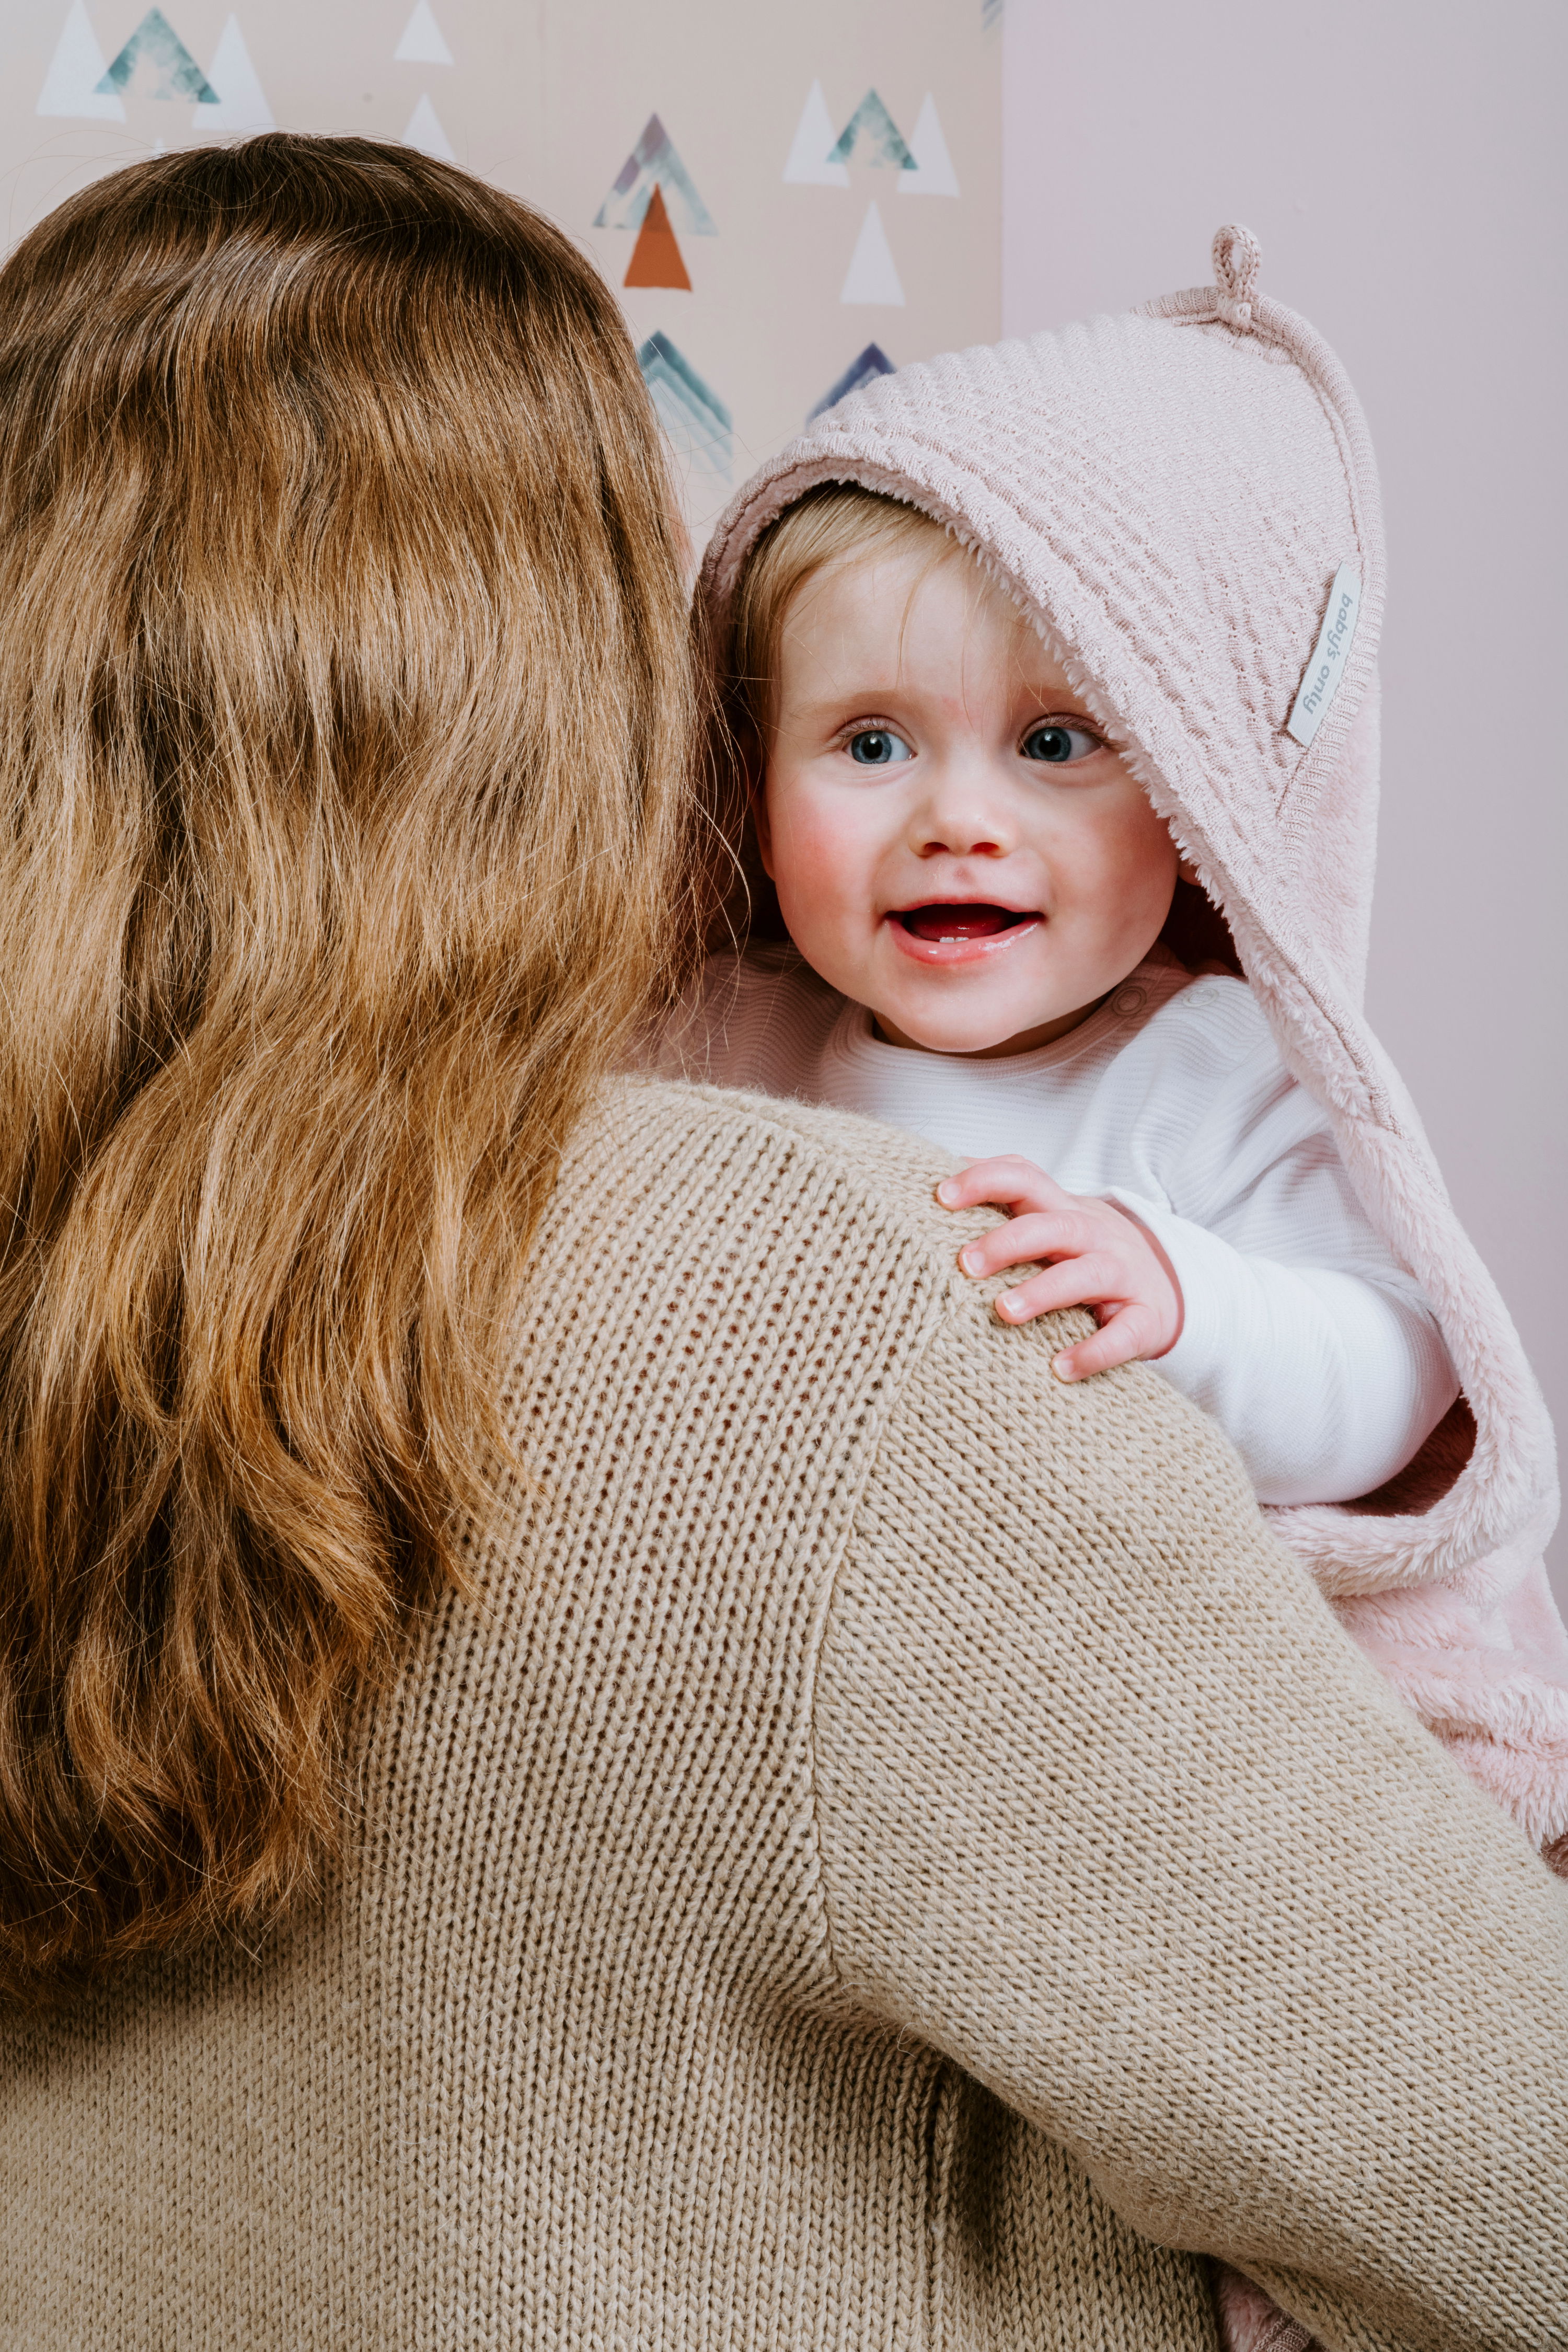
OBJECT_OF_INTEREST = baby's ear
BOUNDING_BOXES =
[1177,855,1200,886]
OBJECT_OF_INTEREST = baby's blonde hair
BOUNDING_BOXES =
[730,483,955,742]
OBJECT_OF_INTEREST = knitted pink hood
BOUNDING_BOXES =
[698,228,1568,1854]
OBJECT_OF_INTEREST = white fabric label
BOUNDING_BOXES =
[1285,563,1362,746]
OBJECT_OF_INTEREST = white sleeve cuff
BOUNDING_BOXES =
[1101,1189,1458,1507]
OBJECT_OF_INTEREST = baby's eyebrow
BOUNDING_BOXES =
[1020,692,1095,716]
[785,689,904,721]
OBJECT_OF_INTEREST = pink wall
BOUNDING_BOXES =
[1002,0,1566,1605]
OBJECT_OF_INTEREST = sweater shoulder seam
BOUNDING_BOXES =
[599,1070,975,2008]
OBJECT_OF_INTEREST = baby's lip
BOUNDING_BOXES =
[885,901,1043,965]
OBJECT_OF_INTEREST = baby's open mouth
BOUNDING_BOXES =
[894,904,1038,943]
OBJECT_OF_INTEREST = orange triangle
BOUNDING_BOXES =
[623,184,691,291]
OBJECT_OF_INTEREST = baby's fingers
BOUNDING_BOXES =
[989,1253,1123,1325]
[1052,1303,1166,1381]
[957,1211,1091,1281]
[936,1156,1069,1217]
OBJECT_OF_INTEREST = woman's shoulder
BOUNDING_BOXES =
[584,1064,964,1251]
[529,1067,1256,1527]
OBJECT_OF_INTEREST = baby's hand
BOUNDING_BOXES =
[936,1156,1182,1381]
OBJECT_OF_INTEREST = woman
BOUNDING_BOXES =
[0,139,1561,2350]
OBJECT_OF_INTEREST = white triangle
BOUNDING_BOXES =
[897,94,960,198]
[402,93,455,162]
[197,18,274,132]
[839,202,904,307]
[36,0,125,121]
[782,79,848,187]
[395,2,452,65]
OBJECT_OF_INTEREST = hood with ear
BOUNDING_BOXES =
[697,228,1568,1854]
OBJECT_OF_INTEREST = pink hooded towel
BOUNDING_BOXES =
[697,226,1568,1859]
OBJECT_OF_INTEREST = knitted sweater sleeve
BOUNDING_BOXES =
[810,1286,1568,2352]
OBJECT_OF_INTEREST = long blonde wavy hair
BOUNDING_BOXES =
[0,136,701,1998]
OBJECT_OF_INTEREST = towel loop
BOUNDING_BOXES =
[1212,223,1261,330]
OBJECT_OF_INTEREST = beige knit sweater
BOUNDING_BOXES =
[4,1079,1564,2351]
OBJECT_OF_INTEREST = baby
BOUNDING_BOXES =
[662,252,1568,1798]
[660,225,1568,2351]
[664,235,1567,1836]
[666,480,1454,1508]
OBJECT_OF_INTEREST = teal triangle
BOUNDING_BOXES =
[828,91,915,171]
[637,331,731,433]
[636,331,732,479]
[96,8,219,102]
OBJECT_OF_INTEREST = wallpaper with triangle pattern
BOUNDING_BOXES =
[4,0,998,538]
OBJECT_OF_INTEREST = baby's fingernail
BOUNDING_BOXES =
[1052,1353,1075,1379]
[936,1180,958,1205]
[959,1246,983,1275]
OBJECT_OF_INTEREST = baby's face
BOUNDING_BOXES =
[758,547,1178,1057]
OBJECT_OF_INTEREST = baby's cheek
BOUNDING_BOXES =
[767,798,885,988]
[770,799,868,919]
[775,822,841,905]
[1053,798,1175,946]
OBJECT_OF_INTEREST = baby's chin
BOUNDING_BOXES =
[869,998,1089,1059]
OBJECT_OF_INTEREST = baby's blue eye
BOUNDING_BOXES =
[847,728,914,766]
[1023,723,1100,765]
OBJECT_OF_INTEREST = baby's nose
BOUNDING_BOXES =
[909,759,1018,857]
[914,811,1008,856]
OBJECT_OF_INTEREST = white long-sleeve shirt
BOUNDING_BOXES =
[651,942,1458,1506]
